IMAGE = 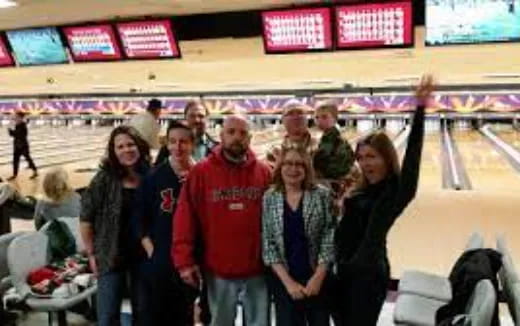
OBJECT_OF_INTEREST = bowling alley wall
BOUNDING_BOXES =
[0,26,520,99]
[1,93,520,117]
[1,0,520,111]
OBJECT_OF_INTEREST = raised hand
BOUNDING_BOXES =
[415,74,436,106]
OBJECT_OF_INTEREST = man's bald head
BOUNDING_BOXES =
[220,114,252,160]
[223,114,251,131]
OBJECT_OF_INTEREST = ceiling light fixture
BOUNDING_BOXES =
[0,0,17,9]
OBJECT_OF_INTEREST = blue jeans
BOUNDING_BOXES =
[97,270,136,326]
[206,272,269,326]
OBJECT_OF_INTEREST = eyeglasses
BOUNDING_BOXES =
[282,160,305,168]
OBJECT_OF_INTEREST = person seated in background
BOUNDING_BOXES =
[266,103,318,167]
[313,102,355,198]
[34,168,81,230]
[0,182,18,235]
[129,98,162,150]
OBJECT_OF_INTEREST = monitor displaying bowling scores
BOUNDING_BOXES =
[63,24,122,62]
[116,20,181,59]
[261,7,334,53]
[335,1,414,49]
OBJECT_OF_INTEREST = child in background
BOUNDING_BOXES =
[313,102,355,199]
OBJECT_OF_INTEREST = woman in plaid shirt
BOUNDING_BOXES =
[262,146,336,326]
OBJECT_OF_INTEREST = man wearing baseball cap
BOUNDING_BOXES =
[266,102,318,165]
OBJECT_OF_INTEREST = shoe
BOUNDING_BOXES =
[6,175,16,181]
[29,172,38,179]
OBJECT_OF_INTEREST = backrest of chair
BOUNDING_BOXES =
[496,236,519,323]
[0,232,25,280]
[512,284,520,325]
[465,279,497,326]
[464,232,484,252]
[7,232,49,297]
[39,217,84,253]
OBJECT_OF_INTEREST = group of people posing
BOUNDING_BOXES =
[78,75,435,326]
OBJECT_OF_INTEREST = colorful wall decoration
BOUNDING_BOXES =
[1,94,520,116]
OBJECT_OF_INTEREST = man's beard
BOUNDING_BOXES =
[223,143,247,160]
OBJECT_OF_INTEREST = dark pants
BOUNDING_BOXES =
[199,280,212,325]
[134,267,196,326]
[96,269,137,326]
[269,273,330,326]
[13,146,36,176]
[333,265,389,326]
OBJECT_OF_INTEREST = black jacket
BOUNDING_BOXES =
[436,249,502,326]
[335,105,425,274]
[8,122,29,149]
[133,161,183,273]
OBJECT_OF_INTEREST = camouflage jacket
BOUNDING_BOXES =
[313,127,354,180]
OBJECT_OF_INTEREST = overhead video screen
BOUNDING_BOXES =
[63,24,122,61]
[262,7,333,53]
[6,27,68,66]
[426,0,520,45]
[336,1,413,49]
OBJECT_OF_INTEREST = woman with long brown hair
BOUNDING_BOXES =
[333,75,435,325]
[80,125,150,326]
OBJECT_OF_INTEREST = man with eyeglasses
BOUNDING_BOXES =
[266,103,318,166]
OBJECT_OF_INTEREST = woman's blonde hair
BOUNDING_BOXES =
[43,168,74,203]
[272,145,316,191]
[355,131,400,189]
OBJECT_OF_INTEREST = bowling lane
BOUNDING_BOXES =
[0,134,108,157]
[418,133,443,190]
[0,126,112,147]
[452,130,520,192]
[495,128,520,152]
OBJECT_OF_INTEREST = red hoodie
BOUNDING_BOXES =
[172,145,271,279]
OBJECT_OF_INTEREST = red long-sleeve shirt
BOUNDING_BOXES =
[172,146,271,279]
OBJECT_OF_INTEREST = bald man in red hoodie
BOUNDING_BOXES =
[173,115,272,326]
